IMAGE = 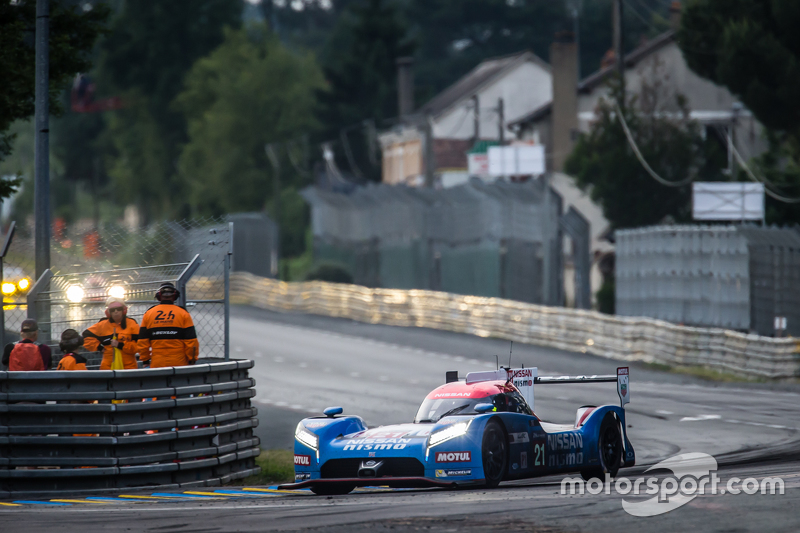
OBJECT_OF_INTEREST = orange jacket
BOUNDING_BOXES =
[137,302,199,368]
[83,316,140,370]
[57,353,88,371]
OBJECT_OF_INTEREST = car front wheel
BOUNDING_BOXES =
[481,419,508,488]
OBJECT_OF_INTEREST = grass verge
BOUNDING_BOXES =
[233,449,294,486]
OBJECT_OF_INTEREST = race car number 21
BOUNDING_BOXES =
[533,443,545,466]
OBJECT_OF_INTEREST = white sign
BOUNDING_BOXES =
[488,145,545,177]
[617,367,630,407]
[774,316,787,331]
[692,182,764,221]
[507,367,537,411]
[468,153,489,176]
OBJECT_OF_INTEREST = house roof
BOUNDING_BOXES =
[507,30,677,129]
[416,51,550,119]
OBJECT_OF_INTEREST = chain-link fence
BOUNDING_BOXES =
[302,178,568,306]
[1,217,237,368]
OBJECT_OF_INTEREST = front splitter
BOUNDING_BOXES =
[278,477,459,490]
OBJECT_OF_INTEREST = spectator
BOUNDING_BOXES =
[2,319,52,371]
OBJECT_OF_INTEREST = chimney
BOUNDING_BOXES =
[670,1,682,31]
[550,31,579,173]
[396,57,414,119]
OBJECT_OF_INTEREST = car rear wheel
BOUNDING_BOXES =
[580,412,623,481]
[310,483,355,496]
[481,419,508,488]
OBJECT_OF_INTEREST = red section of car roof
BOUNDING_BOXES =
[425,380,514,400]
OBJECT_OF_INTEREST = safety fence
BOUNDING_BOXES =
[231,272,800,379]
[1,214,276,365]
[302,179,571,307]
[0,359,260,498]
[616,225,800,336]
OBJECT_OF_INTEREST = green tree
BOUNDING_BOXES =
[174,25,323,256]
[97,0,242,221]
[317,0,414,182]
[564,80,726,229]
[0,0,109,198]
[679,0,800,223]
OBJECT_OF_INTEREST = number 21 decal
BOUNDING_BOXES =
[533,442,545,466]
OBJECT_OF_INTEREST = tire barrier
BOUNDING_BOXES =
[0,359,260,498]
[231,272,800,379]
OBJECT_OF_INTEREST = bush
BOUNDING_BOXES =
[304,263,353,284]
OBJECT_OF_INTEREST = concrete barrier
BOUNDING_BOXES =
[232,272,800,379]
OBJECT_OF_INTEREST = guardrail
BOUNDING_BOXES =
[0,359,260,498]
[231,272,800,379]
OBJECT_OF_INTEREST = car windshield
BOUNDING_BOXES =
[414,391,533,423]
[414,396,492,423]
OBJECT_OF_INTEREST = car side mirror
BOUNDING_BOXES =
[474,403,494,413]
[323,406,343,418]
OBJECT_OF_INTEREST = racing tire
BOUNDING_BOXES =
[580,412,623,482]
[310,483,355,496]
[481,419,508,488]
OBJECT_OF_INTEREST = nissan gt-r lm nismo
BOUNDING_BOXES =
[280,366,634,495]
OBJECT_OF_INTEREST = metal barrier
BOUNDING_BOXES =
[0,359,260,498]
[231,272,800,379]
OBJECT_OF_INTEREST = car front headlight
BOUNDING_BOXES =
[428,420,472,448]
[17,278,30,291]
[295,423,319,451]
[1,282,15,295]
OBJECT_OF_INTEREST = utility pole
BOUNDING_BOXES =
[472,95,480,142]
[424,112,435,187]
[567,0,583,79]
[34,0,50,281]
[613,0,625,106]
[497,97,505,146]
[265,144,281,278]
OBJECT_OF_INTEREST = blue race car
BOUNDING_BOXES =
[280,366,634,495]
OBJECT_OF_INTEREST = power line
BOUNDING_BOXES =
[441,105,472,138]
[726,132,800,204]
[615,102,694,187]
[339,129,365,180]
[623,0,659,33]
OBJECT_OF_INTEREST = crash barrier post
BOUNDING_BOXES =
[230,272,800,380]
[0,359,260,498]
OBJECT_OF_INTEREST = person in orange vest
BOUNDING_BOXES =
[56,329,88,371]
[137,282,199,368]
[83,296,140,370]
[2,319,51,371]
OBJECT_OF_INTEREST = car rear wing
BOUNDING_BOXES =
[462,367,630,410]
[536,367,630,408]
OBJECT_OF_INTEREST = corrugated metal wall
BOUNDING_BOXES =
[616,225,800,336]
[302,179,564,305]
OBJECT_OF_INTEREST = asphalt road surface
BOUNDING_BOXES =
[2,305,799,532]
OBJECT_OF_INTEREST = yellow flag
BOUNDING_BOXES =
[111,333,124,370]
[111,333,126,404]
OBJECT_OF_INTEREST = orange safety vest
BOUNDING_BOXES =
[137,303,199,368]
[83,316,140,370]
[9,342,45,371]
